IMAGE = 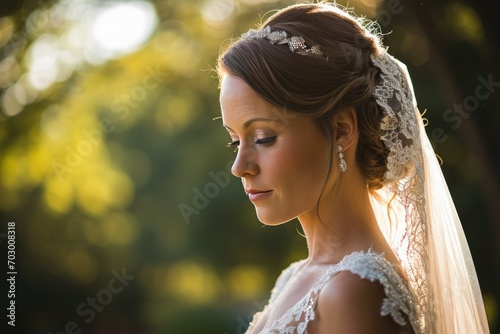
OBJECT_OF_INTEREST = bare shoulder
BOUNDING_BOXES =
[308,270,414,334]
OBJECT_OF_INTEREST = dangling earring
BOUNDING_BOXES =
[338,145,347,172]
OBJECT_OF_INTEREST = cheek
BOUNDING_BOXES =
[253,134,331,225]
[296,145,330,190]
[270,135,331,194]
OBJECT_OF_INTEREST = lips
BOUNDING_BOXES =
[245,189,273,202]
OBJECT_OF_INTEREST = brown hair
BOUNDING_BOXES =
[217,3,390,191]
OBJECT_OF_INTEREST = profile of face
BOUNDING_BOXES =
[220,74,335,225]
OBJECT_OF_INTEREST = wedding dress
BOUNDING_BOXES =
[245,250,420,334]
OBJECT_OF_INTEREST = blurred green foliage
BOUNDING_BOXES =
[0,0,498,333]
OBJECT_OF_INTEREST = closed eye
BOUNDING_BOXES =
[255,136,276,145]
[225,136,275,153]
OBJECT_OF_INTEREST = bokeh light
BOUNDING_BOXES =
[0,0,497,333]
[90,1,158,60]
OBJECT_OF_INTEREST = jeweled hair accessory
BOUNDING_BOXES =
[241,25,324,58]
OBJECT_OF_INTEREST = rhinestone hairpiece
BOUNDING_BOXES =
[241,26,324,58]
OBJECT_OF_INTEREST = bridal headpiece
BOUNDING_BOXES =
[241,26,324,58]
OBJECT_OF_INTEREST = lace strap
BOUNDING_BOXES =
[247,252,421,334]
[310,251,421,333]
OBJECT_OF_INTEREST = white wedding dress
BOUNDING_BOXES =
[245,250,421,334]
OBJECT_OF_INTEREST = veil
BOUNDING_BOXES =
[369,51,490,334]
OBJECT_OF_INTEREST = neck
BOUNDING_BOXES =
[297,173,385,265]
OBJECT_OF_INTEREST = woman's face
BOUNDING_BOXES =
[220,74,332,225]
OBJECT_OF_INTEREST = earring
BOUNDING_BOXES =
[338,145,347,172]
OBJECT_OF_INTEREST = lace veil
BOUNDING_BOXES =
[369,51,489,333]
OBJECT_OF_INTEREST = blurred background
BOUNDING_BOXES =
[0,0,498,333]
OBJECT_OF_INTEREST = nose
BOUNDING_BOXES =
[231,144,259,178]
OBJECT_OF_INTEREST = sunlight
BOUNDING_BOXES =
[166,261,221,304]
[91,1,158,59]
[2,0,160,117]
[201,0,238,26]
[227,265,266,300]
[26,34,59,90]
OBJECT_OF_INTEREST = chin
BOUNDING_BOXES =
[255,209,295,226]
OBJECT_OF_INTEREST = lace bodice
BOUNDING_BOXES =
[245,250,421,334]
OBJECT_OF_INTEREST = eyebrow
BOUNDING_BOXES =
[223,117,279,131]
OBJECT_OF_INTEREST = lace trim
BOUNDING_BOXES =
[245,260,305,333]
[246,251,421,334]
[371,52,429,332]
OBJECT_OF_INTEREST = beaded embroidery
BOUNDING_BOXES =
[241,26,324,58]
[245,251,422,334]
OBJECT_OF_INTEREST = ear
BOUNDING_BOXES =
[331,108,358,151]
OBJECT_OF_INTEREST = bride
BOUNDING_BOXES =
[216,2,489,333]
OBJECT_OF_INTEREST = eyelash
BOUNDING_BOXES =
[226,136,276,152]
